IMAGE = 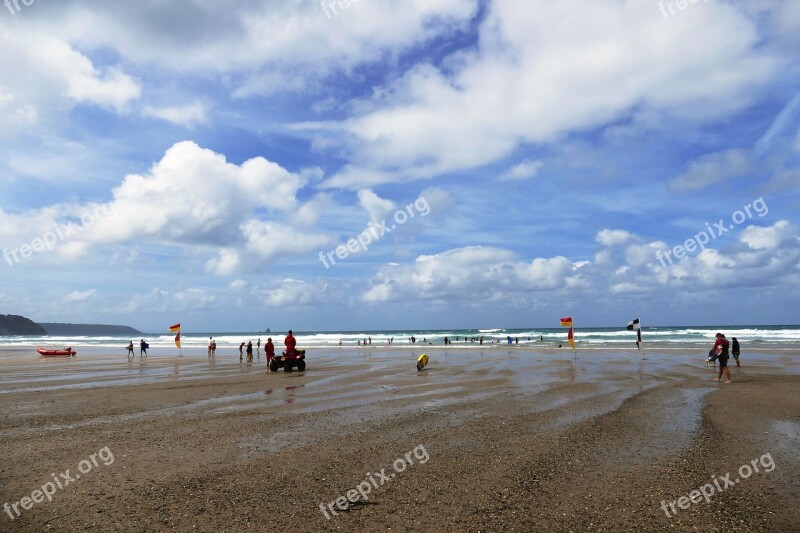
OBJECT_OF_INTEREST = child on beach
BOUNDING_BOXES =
[239,342,245,361]
[712,333,732,383]
[126,341,134,359]
[246,341,253,362]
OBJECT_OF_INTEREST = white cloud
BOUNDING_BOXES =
[360,219,800,305]
[500,159,543,181]
[0,27,140,137]
[39,0,477,96]
[669,149,752,191]
[90,141,305,244]
[261,278,326,307]
[362,246,586,303]
[740,220,794,250]
[142,101,208,127]
[357,189,396,223]
[64,289,96,303]
[316,0,778,188]
[596,229,633,247]
[229,279,248,290]
[124,288,216,314]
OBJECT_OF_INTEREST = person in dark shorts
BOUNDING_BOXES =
[246,341,253,362]
[712,333,731,383]
[731,337,741,367]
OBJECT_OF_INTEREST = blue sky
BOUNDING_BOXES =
[1,0,799,332]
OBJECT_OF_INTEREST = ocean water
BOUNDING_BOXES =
[2,325,799,350]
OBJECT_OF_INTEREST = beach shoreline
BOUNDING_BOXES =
[1,346,798,531]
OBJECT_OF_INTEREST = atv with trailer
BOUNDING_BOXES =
[269,349,306,372]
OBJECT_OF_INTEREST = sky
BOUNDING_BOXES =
[1,0,799,333]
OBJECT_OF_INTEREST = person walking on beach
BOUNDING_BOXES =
[126,341,134,359]
[257,338,261,354]
[239,342,245,361]
[208,337,213,357]
[712,333,732,383]
[246,341,253,362]
[139,339,148,358]
[285,330,297,357]
[731,337,741,367]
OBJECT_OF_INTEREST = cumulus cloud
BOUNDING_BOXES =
[90,141,308,245]
[596,229,633,247]
[740,220,794,250]
[1,141,332,275]
[362,246,587,303]
[361,220,800,304]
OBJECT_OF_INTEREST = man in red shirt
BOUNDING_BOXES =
[284,330,296,357]
[265,337,275,362]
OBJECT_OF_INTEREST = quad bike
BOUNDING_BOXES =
[269,349,306,372]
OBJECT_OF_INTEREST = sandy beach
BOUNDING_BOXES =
[1,346,798,532]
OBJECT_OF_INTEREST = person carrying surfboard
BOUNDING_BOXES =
[139,339,148,358]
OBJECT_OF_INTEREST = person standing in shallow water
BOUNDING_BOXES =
[731,337,741,367]
[712,333,732,383]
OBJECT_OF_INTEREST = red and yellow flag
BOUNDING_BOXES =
[560,317,573,327]
[169,323,181,349]
[567,327,575,350]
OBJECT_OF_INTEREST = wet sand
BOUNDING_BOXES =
[1,346,798,531]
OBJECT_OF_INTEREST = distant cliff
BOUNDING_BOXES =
[0,314,47,335]
[39,323,142,336]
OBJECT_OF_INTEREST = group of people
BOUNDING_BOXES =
[708,333,742,383]
[124,335,287,363]
[126,339,149,360]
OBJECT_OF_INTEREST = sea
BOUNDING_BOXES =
[3,325,799,352]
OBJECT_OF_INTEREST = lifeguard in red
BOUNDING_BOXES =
[284,330,296,357]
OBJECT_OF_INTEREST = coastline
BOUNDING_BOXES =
[1,345,798,530]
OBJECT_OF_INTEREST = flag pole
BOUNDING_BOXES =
[639,329,645,361]
[572,321,576,358]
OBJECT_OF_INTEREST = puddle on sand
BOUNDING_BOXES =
[770,420,800,456]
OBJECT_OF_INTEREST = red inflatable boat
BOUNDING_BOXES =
[36,347,77,357]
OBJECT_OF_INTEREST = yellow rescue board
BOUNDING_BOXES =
[416,353,429,371]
